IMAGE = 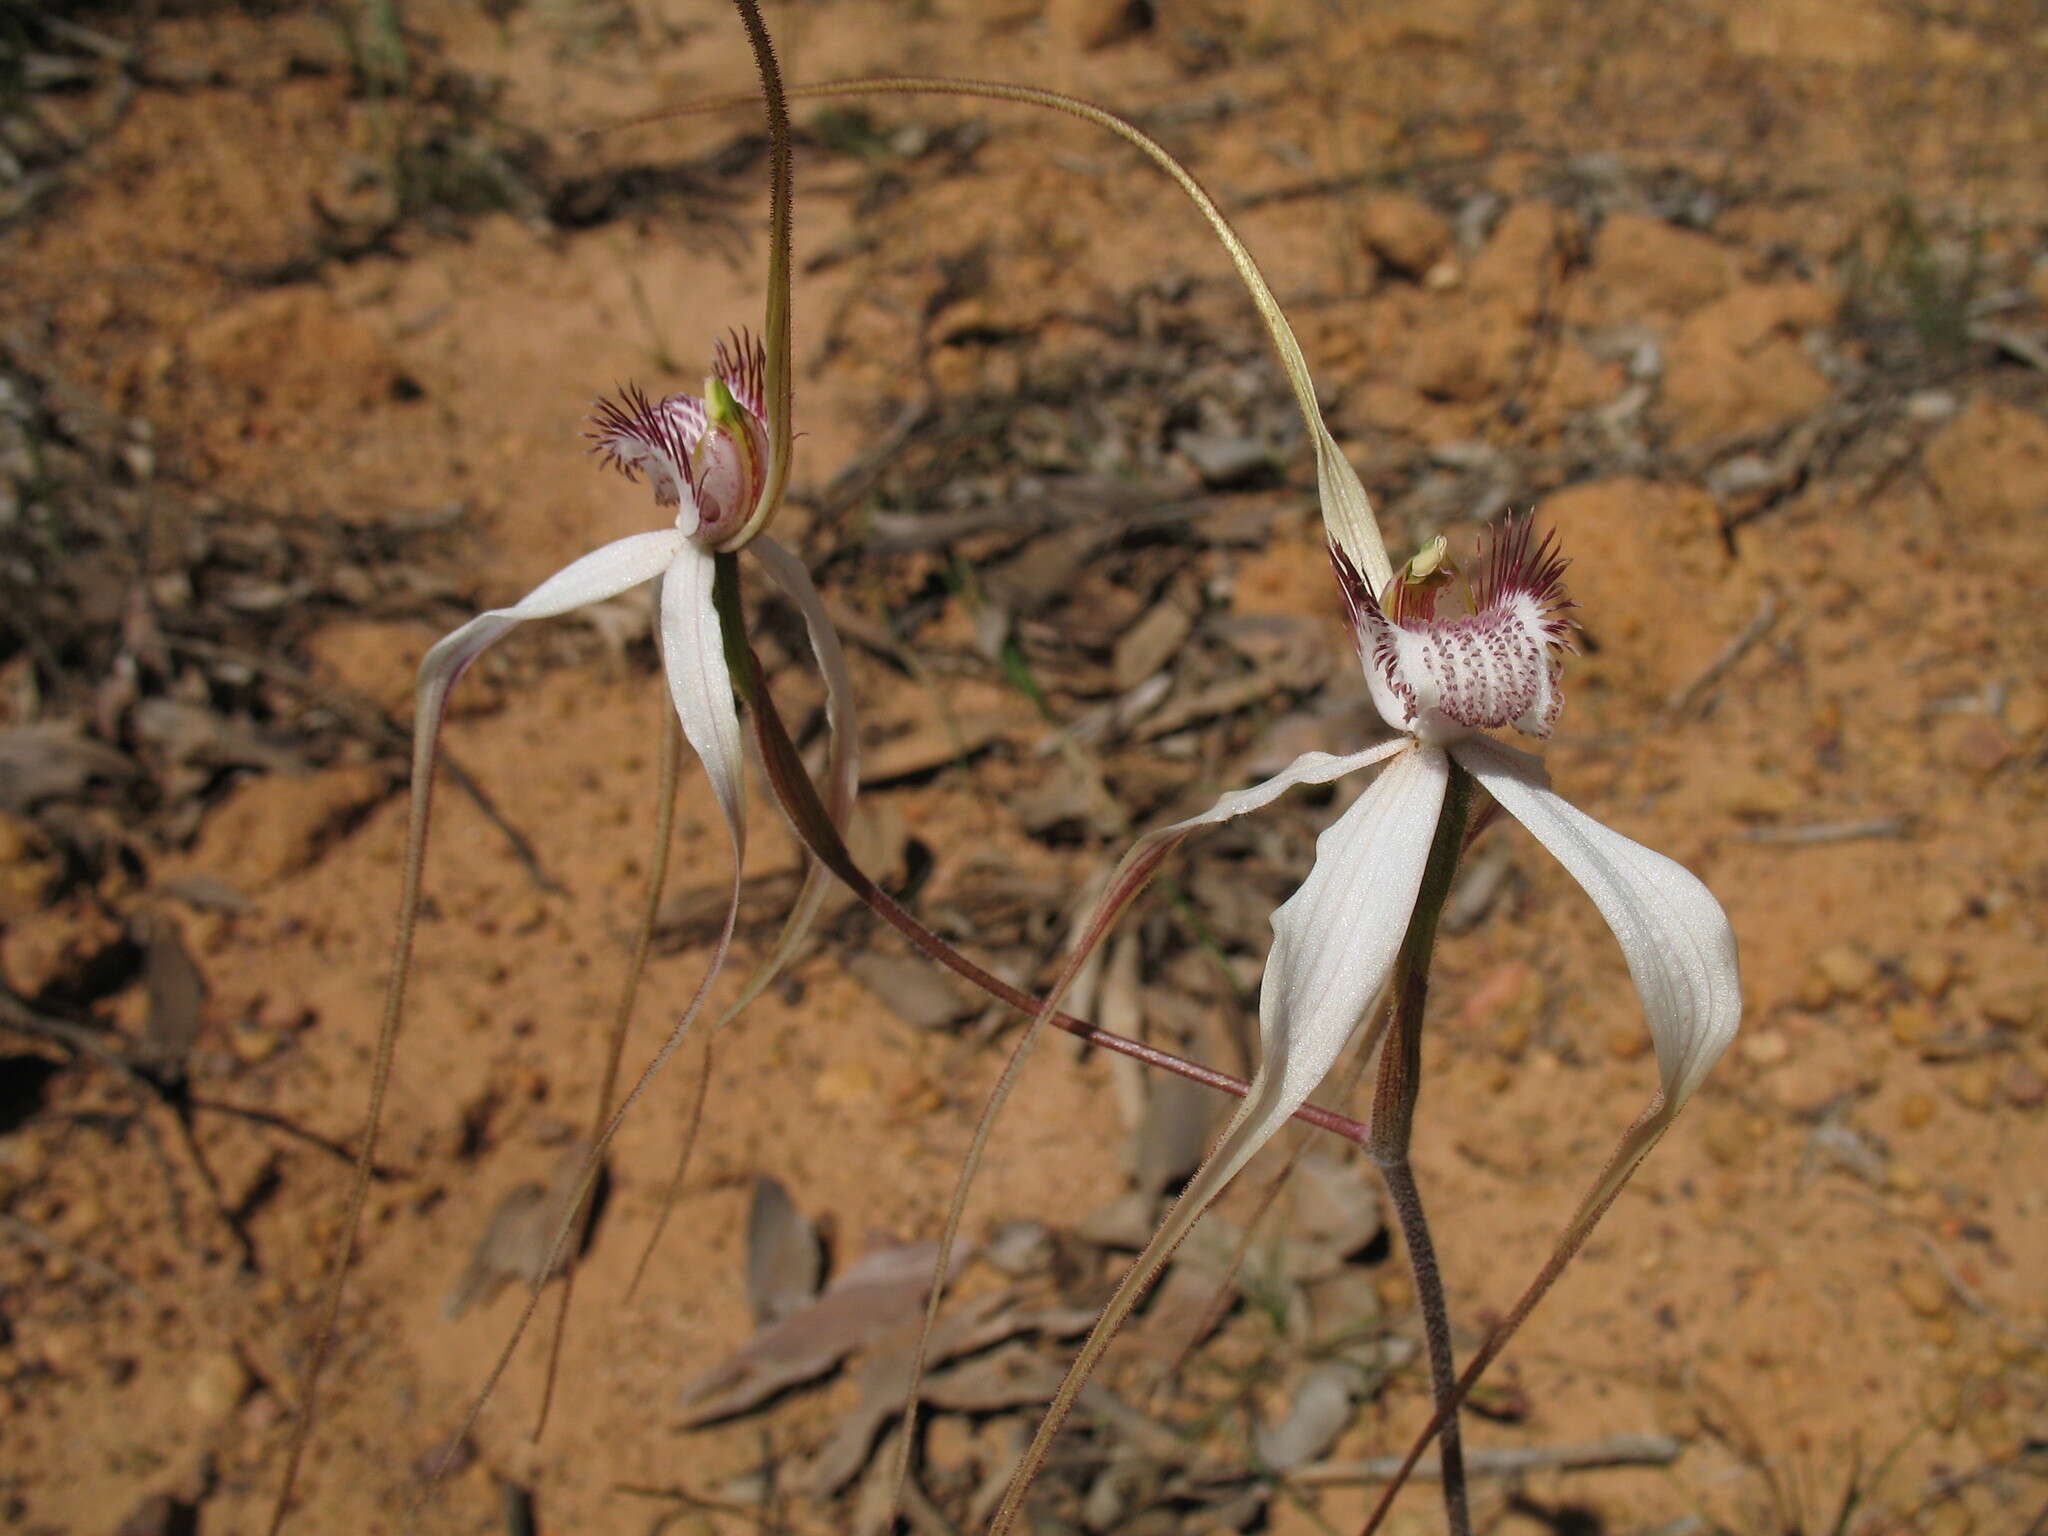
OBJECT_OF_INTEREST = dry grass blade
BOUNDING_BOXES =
[534,700,680,1433]
[1304,1433,1685,1485]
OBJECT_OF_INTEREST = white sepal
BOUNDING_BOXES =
[657,540,746,853]
[1066,743,1444,1344]
[1451,734,1741,1209]
[1251,742,1447,1159]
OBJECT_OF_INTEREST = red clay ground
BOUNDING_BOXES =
[1,3,2044,1534]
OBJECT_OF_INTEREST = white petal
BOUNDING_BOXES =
[410,529,685,781]
[1027,737,1415,1126]
[658,541,745,852]
[1151,739,1411,840]
[1453,735,1740,1204]
[418,529,683,697]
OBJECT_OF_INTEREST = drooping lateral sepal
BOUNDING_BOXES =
[1450,733,1740,1212]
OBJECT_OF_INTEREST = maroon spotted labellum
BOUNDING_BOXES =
[1331,512,1577,746]
[588,329,772,545]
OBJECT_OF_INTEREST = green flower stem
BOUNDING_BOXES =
[1367,756,1475,1536]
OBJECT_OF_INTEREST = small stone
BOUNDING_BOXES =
[1979,982,2041,1032]
[1895,1267,1949,1318]
[1604,1023,1649,1061]
[1888,1002,1940,1049]
[1491,1016,1531,1061]
[2003,1057,2047,1109]
[1814,944,1878,997]
[1918,884,1971,928]
[812,1059,879,1109]
[1900,1092,1936,1130]
[185,1349,250,1423]
[1794,970,1836,1011]
[1741,1030,1790,1067]
[1699,1105,1748,1167]
[1992,1330,2040,1365]
[1902,950,1956,999]
[229,1023,280,1065]
[1047,0,1150,50]
[1950,1064,1997,1111]
[1925,1317,1959,1348]
[1905,388,1960,421]
[1767,1059,1851,1117]
[1358,192,1454,278]
[2004,684,2048,738]
[0,1137,46,1200]
[1946,719,2014,777]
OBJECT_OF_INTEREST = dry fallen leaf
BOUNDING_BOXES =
[0,725,137,812]
[745,1173,823,1329]
[1253,1362,1358,1470]
[137,908,208,1079]
[443,1141,601,1320]
[677,1237,962,1426]
[844,951,982,1032]
[802,1294,1098,1496]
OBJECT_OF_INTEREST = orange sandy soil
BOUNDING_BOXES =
[2,2,2045,1534]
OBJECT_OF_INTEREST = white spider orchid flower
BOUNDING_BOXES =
[987,515,1743,1528]
[379,329,856,1469]
[1142,512,1739,1261]
[418,333,849,917]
